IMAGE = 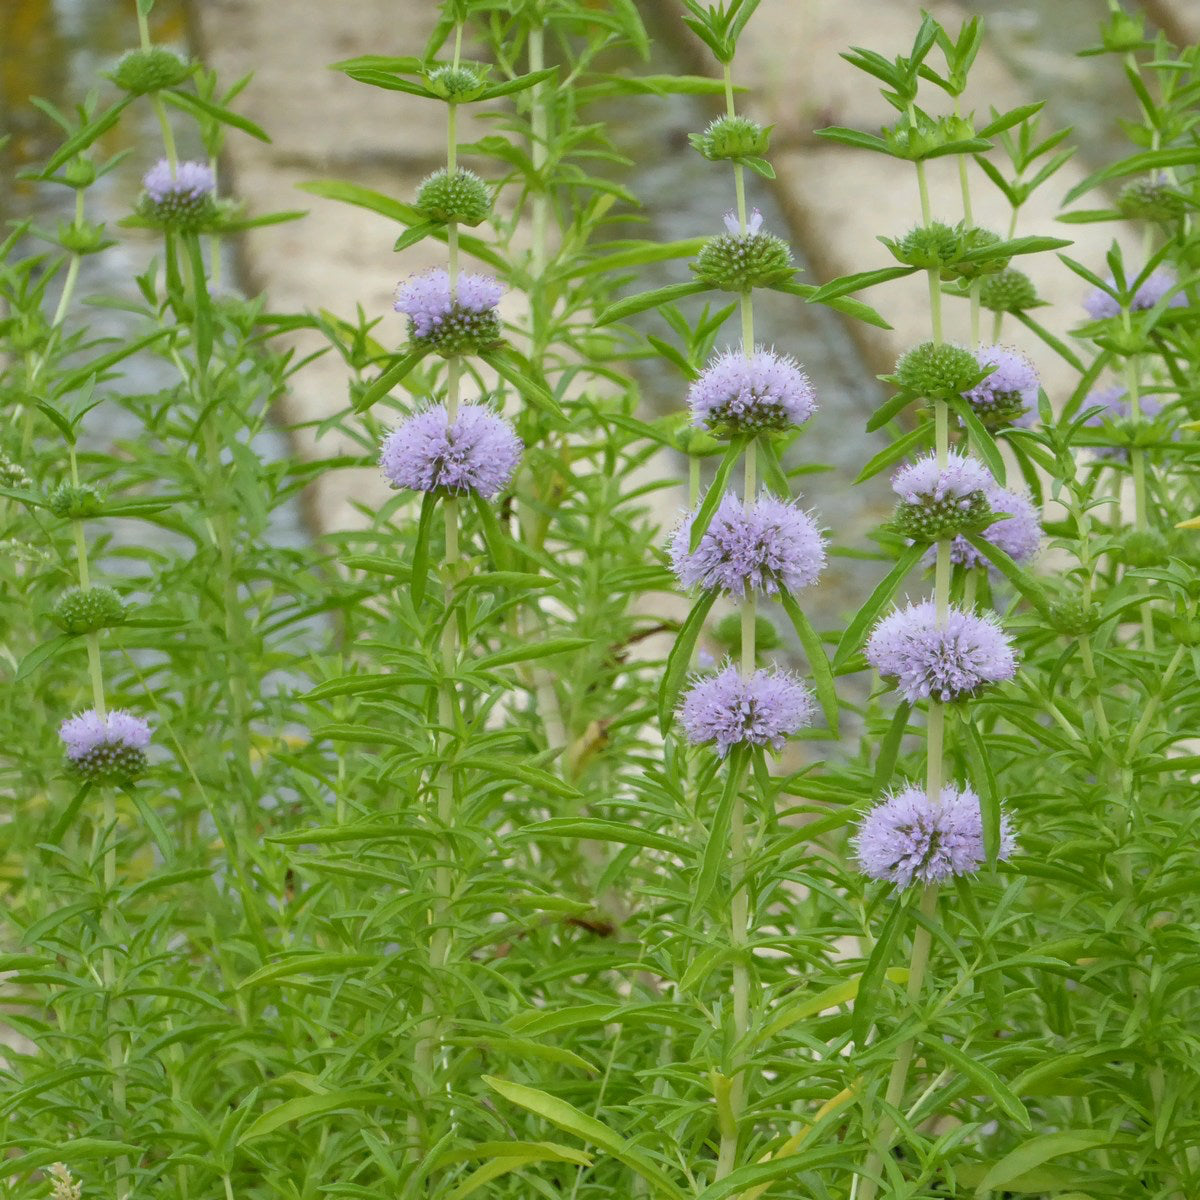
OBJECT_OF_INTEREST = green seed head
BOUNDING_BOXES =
[945,227,1010,281]
[891,222,960,269]
[693,230,793,293]
[415,169,491,226]
[895,341,981,400]
[53,586,127,635]
[690,115,771,162]
[68,741,148,785]
[1118,177,1187,223]
[979,269,1039,313]
[48,483,104,520]
[110,47,192,94]
[894,490,991,542]
[427,65,484,101]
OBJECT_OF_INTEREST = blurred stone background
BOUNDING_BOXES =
[2,0,1196,622]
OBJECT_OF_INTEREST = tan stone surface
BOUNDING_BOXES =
[1143,0,1200,45]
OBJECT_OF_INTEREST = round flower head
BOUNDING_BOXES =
[678,664,815,755]
[854,783,1016,888]
[1084,266,1186,319]
[940,482,1041,568]
[60,708,151,784]
[692,209,793,292]
[380,403,521,498]
[688,347,816,434]
[866,600,1017,703]
[139,159,217,231]
[393,269,503,355]
[670,492,826,597]
[1083,385,1164,460]
[891,451,992,541]
[962,345,1039,431]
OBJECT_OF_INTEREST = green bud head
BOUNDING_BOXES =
[427,65,484,101]
[415,168,491,226]
[893,490,991,542]
[53,586,127,635]
[979,269,1039,313]
[48,483,104,520]
[110,47,192,95]
[895,341,981,400]
[945,227,1010,281]
[693,231,793,293]
[1118,177,1187,224]
[690,115,771,162]
[893,222,959,269]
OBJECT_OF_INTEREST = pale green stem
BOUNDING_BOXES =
[1122,349,1156,650]
[857,886,939,1200]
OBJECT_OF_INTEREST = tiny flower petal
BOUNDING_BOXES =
[670,492,826,597]
[866,600,1017,703]
[679,664,816,755]
[854,783,1016,888]
[380,403,521,498]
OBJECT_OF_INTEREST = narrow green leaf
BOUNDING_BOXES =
[946,396,1005,484]
[483,1076,686,1200]
[239,1091,394,1143]
[865,391,914,432]
[409,491,438,609]
[16,635,75,682]
[41,97,134,176]
[238,953,377,989]
[853,424,929,484]
[456,757,582,800]
[778,591,838,735]
[833,542,924,670]
[851,898,908,1047]
[814,126,891,154]
[393,221,440,253]
[975,1130,1112,1191]
[356,346,429,413]
[693,748,748,918]
[596,280,708,326]
[871,703,911,794]
[960,717,1001,861]
[162,89,270,141]
[659,590,718,730]
[522,818,688,857]
[474,637,591,671]
[478,348,561,419]
[758,440,791,498]
[1062,146,1200,204]
[919,1033,1030,1128]
[690,437,747,552]
[477,65,558,100]
[808,265,917,302]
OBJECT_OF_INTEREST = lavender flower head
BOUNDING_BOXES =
[962,345,1040,431]
[393,269,503,354]
[670,492,826,597]
[679,664,815,755]
[1083,385,1164,460]
[380,403,521,498]
[1084,267,1186,320]
[866,600,1017,703]
[942,482,1041,568]
[60,708,151,783]
[688,347,816,433]
[140,159,217,230]
[891,451,991,541]
[854,783,1016,888]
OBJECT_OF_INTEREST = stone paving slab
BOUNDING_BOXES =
[1143,0,1200,45]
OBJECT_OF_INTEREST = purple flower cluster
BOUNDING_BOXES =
[942,482,1041,568]
[393,269,504,352]
[866,600,1016,703]
[140,159,217,229]
[1083,386,1164,460]
[1084,267,1186,320]
[962,345,1039,430]
[60,709,151,783]
[380,403,521,498]
[669,492,826,597]
[854,783,1016,888]
[687,347,816,433]
[891,451,991,507]
[679,664,815,755]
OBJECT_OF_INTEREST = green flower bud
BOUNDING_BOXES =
[1048,597,1096,636]
[689,115,771,162]
[1118,177,1187,223]
[62,157,97,189]
[427,65,485,101]
[415,168,491,226]
[944,227,1010,281]
[979,269,1039,313]
[1101,11,1146,53]
[887,222,959,269]
[894,490,991,542]
[110,47,192,94]
[895,341,982,400]
[52,586,127,635]
[692,212,793,293]
[48,483,104,519]
[57,219,109,255]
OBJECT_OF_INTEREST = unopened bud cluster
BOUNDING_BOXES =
[894,341,981,399]
[48,482,103,519]
[416,169,491,226]
[693,210,793,292]
[690,115,771,163]
[53,586,127,635]
[110,46,191,94]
